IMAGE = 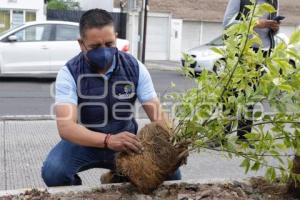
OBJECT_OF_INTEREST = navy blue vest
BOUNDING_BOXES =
[66,51,139,134]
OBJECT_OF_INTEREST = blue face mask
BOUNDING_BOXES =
[85,47,118,70]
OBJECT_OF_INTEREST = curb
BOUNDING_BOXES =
[146,62,182,72]
[0,178,246,197]
[0,115,151,123]
[0,115,55,121]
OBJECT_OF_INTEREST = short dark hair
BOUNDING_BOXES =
[79,9,114,38]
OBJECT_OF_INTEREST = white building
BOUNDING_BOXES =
[0,0,46,33]
[119,0,300,61]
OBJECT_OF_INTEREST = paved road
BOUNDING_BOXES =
[0,69,195,116]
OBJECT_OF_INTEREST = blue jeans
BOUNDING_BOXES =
[42,139,181,186]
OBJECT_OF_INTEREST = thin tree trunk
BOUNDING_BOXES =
[287,155,300,194]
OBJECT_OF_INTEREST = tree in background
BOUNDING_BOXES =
[116,0,300,195]
[47,0,81,10]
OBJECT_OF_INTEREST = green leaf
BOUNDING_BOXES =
[47,0,80,10]
[278,84,294,93]
[254,111,263,119]
[240,158,251,174]
[255,3,276,17]
[295,174,300,183]
[263,115,272,121]
[287,50,300,61]
[288,159,294,171]
[296,147,300,156]
[210,47,224,55]
[259,3,276,13]
[251,162,261,171]
[284,138,293,148]
[245,133,259,140]
[289,30,300,45]
[266,167,276,182]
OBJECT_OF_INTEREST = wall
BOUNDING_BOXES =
[181,21,223,51]
[127,15,299,61]
[201,22,223,44]
[126,12,139,57]
[78,0,113,11]
[126,12,172,60]
[149,0,300,27]
[181,21,202,51]
[181,21,299,52]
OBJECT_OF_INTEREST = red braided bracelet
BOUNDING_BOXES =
[104,134,111,148]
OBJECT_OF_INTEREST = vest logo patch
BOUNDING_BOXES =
[116,84,135,99]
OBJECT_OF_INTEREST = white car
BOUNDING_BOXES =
[182,34,289,75]
[0,21,130,77]
[181,36,224,75]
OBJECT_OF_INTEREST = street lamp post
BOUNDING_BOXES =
[141,0,149,63]
[137,0,149,64]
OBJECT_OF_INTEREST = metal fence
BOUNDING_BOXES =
[47,9,127,39]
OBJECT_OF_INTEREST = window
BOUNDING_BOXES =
[12,10,24,28]
[0,10,11,33]
[207,36,224,46]
[13,24,52,42]
[26,11,36,22]
[55,25,79,41]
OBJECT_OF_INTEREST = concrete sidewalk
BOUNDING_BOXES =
[145,60,182,71]
[0,118,266,191]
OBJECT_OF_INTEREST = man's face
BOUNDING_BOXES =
[78,25,117,52]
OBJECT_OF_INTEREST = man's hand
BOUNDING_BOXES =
[107,132,144,154]
[256,19,280,32]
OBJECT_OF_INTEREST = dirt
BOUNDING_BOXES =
[287,155,300,193]
[1,177,299,200]
[116,122,188,194]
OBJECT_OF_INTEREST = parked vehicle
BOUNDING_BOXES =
[0,21,130,77]
[182,33,289,75]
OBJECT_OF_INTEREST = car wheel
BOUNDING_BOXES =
[213,58,226,76]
